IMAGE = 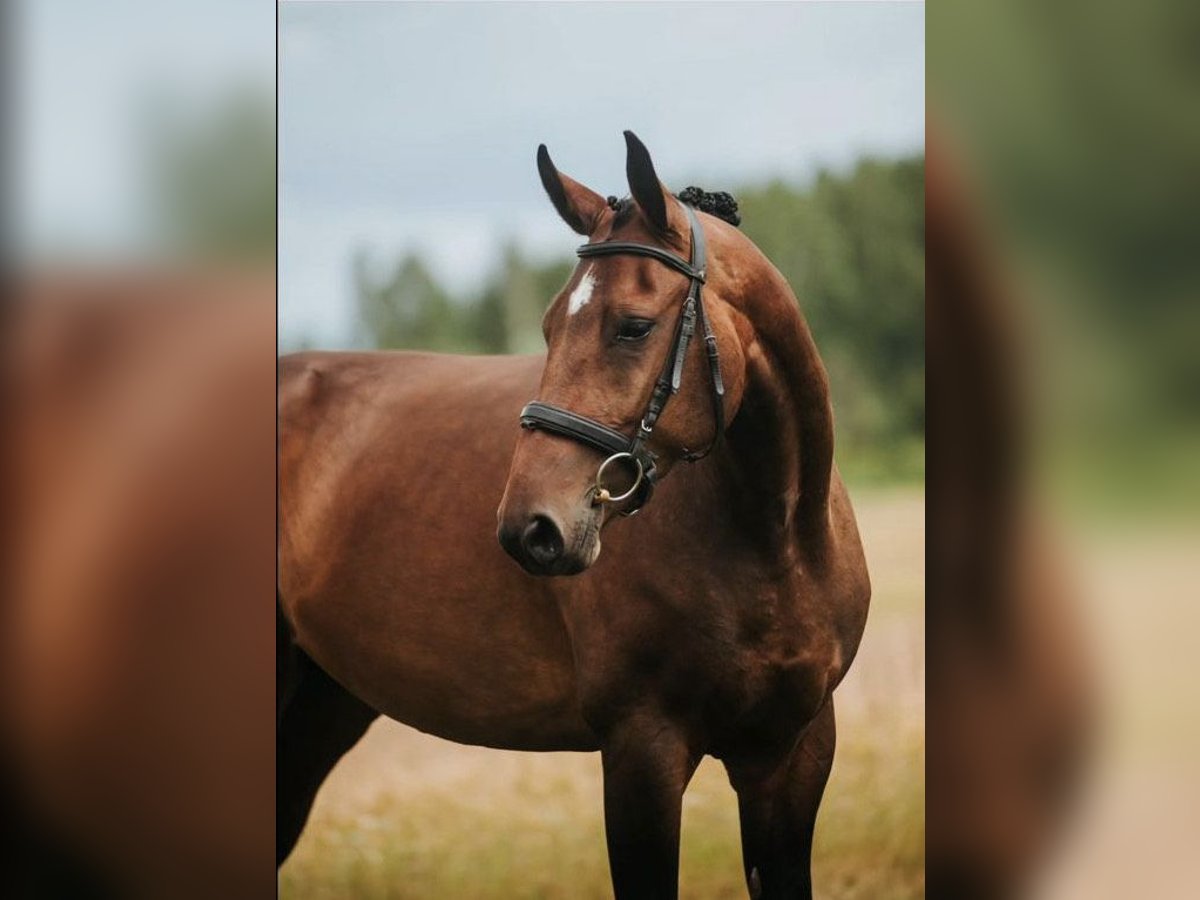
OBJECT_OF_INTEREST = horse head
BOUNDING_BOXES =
[497,132,757,576]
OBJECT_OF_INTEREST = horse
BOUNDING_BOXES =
[277,131,871,899]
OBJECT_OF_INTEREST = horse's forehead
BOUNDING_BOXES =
[565,254,659,301]
[566,265,597,317]
[555,264,613,332]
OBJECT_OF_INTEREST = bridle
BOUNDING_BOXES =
[519,201,726,515]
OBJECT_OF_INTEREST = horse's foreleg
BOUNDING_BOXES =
[600,712,698,899]
[276,640,378,867]
[724,699,837,900]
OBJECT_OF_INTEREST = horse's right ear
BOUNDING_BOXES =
[537,145,607,236]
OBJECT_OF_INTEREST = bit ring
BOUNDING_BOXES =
[592,452,644,505]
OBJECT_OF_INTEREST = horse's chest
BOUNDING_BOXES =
[567,581,833,746]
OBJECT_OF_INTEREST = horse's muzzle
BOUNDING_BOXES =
[497,510,593,577]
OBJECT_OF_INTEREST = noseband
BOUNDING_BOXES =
[519,202,726,514]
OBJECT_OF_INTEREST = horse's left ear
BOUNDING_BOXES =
[624,130,673,234]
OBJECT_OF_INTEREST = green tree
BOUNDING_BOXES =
[144,88,275,263]
[354,251,467,352]
[739,157,924,475]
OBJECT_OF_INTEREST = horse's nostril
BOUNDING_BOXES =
[522,515,564,566]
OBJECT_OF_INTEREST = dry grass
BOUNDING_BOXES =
[279,488,925,899]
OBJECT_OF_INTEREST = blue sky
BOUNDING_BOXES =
[280,1,924,348]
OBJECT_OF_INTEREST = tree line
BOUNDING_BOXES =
[355,155,925,481]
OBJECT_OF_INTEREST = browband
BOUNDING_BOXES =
[519,201,725,514]
[577,241,702,281]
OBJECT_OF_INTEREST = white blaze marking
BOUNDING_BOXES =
[567,266,596,316]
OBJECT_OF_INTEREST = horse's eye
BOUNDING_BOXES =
[615,318,656,343]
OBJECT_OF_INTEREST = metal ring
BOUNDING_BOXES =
[593,452,644,505]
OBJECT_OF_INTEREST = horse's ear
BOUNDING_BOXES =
[537,145,606,236]
[624,130,671,233]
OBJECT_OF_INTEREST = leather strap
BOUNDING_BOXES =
[576,241,703,282]
[519,401,633,458]
[518,201,724,512]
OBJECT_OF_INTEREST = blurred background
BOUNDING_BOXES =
[6,1,275,897]
[279,3,925,899]
[927,1,1200,898]
[11,0,274,267]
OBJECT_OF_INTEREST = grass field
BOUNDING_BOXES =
[279,488,925,899]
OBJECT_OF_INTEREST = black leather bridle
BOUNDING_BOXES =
[519,201,725,514]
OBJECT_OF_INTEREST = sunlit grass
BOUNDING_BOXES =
[279,489,924,899]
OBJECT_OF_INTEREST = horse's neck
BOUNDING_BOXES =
[720,275,834,557]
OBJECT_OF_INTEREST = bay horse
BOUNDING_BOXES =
[277,132,871,898]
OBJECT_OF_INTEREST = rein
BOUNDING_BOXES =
[519,202,726,514]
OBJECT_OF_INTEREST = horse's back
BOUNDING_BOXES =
[279,349,540,438]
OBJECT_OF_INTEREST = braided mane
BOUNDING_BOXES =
[605,188,742,228]
[675,187,741,227]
